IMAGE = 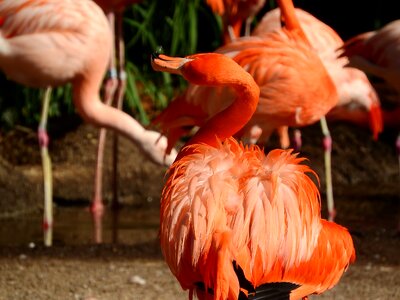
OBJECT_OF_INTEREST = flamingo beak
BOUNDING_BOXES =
[151,53,192,75]
[369,103,383,140]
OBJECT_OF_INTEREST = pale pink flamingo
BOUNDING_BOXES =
[341,19,400,231]
[0,0,176,246]
[153,0,340,221]
[152,50,355,300]
[341,19,400,148]
[252,7,383,147]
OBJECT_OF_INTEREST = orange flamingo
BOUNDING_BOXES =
[252,7,383,143]
[153,0,339,221]
[0,0,176,246]
[206,0,266,44]
[152,51,355,300]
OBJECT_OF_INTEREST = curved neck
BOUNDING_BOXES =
[181,71,259,157]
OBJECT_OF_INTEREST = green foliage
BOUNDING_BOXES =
[0,0,220,130]
[122,0,220,125]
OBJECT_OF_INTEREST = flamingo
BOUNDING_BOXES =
[340,19,400,135]
[0,0,176,246]
[152,51,355,300]
[340,19,400,98]
[153,0,339,221]
[252,7,383,144]
[205,0,266,44]
[340,19,400,231]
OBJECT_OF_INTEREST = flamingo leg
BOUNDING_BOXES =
[292,128,302,152]
[276,126,290,149]
[320,116,335,221]
[38,87,53,247]
[91,12,118,244]
[244,17,253,37]
[111,11,126,211]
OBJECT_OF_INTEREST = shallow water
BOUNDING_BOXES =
[0,205,160,247]
[0,193,399,248]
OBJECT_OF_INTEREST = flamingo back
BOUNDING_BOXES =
[253,7,383,139]
[161,139,321,297]
[161,138,354,299]
[0,0,111,88]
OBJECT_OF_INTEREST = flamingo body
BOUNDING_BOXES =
[0,0,110,88]
[341,19,400,98]
[252,7,383,140]
[152,51,355,300]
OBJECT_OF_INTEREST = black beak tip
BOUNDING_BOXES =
[151,46,164,61]
[151,52,159,61]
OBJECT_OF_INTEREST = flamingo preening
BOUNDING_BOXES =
[0,0,176,246]
[341,19,400,231]
[341,19,400,148]
[252,7,383,144]
[152,51,355,300]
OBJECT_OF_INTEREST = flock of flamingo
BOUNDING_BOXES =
[0,0,398,299]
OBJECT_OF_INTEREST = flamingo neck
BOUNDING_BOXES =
[278,0,309,44]
[180,71,259,158]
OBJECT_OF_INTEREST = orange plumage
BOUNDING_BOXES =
[152,49,355,299]
[252,7,383,141]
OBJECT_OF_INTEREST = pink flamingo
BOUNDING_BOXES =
[341,19,400,145]
[0,0,176,246]
[153,0,340,221]
[252,7,383,147]
[341,19,400,231]
[152,50,355,300]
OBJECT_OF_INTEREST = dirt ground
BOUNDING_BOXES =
[0,120,400,300]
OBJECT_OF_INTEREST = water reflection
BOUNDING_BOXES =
[0,205,160,247]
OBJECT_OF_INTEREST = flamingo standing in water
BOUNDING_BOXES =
[153,0,339,220]
[252,7,383,145]
[0,0,176,246]
[152,51,355,300]
[340,19,400,231]
[206,0,266,44]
